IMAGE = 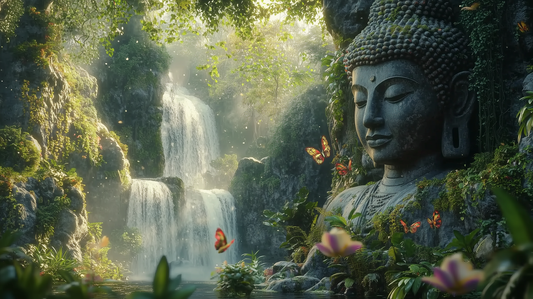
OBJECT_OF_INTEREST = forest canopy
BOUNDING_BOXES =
[0,0,323,62]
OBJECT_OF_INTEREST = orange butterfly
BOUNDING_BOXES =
[461,2,480,11]
[336,159,352,175]
[427,210,442,229]
[305,136,331,165]
[518,22,529,33]
[400,220,421,234]
[215,228,234,253]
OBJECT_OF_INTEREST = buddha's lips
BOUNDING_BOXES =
[366,134,392,147]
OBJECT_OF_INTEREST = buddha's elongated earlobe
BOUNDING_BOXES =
[442,71,476,158]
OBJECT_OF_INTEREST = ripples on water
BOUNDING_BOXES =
[91,281,337,299]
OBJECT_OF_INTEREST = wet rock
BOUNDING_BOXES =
[266,276,320,293]
[273,261,300,276]
[305,277,331,292]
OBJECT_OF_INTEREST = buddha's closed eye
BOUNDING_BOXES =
[384,84,415,103]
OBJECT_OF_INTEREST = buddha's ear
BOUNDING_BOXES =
[449,71,475,118]
[442,71,476,158]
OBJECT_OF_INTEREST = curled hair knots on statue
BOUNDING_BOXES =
[343,0,472,104]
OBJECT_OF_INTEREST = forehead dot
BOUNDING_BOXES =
[370,76,376,82]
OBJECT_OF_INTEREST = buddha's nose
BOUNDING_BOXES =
[362,98,384,128]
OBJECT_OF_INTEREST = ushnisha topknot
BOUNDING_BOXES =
[343,0,472,104]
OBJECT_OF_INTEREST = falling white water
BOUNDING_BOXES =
[161,83,220,188]
[127,180,178,277]
[172,189,239,280]
[126,83,239,280]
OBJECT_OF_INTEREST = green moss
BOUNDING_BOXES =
[0,126,40,174]
[424,144,533,217]
[35,195,71,243]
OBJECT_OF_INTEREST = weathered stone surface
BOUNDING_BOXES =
[11,184,38,245]
[266,276,320,293]
[4,177,88,261]
[50,208,88,262]
[230,85,332,263]
[304,277,332,292]
[272,261,300,276]
[301,246,342,279]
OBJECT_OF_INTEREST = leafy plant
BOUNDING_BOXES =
[128,256,196,299]
[25,244,78,281]
[481,188,533,299]
[80,222,127,281]
[445,228,482,268]
[241,251,266,284]
[280,226,309,263]
[108,226,143,265]
[263,187,318,232]
[517,91,533,142]
[386,233,440,299]
[211,260,256,296]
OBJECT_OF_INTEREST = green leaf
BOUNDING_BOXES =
[153,256,170,297]
[325,215,347,228]
[344,277,355,288]
[412,277,422,295]
[404,278,415,293]
[391,232,404,246]
[491,187,533,245]
[168,274,182,291]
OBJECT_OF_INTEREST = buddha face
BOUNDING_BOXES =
[352,60,444,166]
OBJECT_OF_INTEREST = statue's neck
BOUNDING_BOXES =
[380,154,444,188]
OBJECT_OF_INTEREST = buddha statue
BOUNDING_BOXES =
[324,0,482,246]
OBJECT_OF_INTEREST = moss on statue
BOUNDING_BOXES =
[432,144,533,216]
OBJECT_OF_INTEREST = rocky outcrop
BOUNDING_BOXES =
[230,85,332,263]
[5,177,88,261]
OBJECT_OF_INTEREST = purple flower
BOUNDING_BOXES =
[422,253,484,296]
[315,227,363,258]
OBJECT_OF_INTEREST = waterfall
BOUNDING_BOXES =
[126,83,238,280]
[178,189,239,265]
[161,83,220,188]
[127,180,178,277]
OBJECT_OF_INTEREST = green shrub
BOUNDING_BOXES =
[25,244,78,281]
[211,260,256,296]
[0,126,40,174]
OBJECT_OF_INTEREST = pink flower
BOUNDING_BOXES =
[315,227,363,257]
[422,253,484,296]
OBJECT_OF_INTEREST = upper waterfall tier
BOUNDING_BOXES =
[161,84,220,188]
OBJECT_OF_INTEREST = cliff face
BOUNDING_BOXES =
[230,85,332,262]
[0,9,131,257]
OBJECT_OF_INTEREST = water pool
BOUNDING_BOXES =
[91,281,339,299]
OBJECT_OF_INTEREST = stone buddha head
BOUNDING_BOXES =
[343,0,476,169]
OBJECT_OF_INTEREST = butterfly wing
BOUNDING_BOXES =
[410,221,422,233]
[215,228,227,251]
[348,159,352,171]
[433,211,442,228]
[518,21,529,33]
[321,136,331,158]
[461,2,479,10]
[400,219,409,234]
[218,239,235,253]
[306,147,325,164]
[427,217,434,229]
[336,163,348,175]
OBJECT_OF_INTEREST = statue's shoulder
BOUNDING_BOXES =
[324,184,374,215]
